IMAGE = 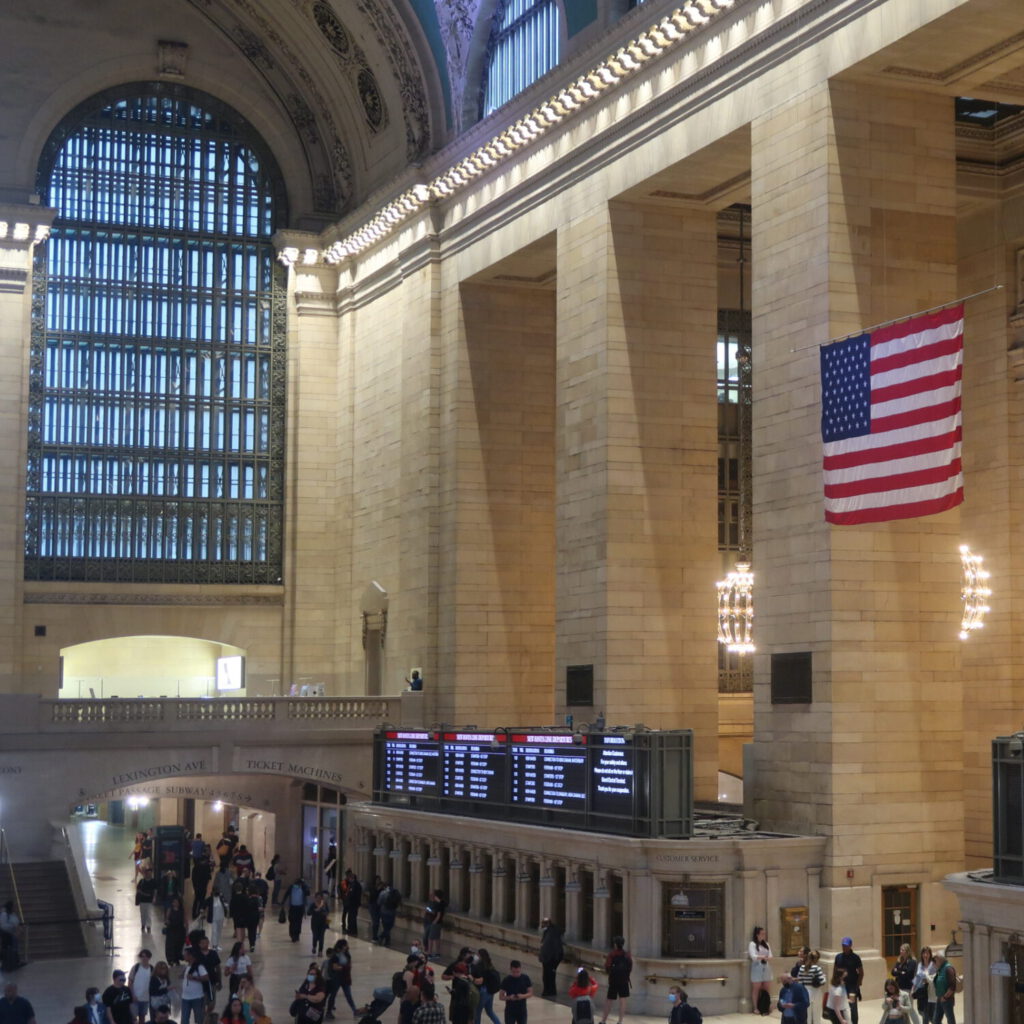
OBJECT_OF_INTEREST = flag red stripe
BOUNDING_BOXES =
[871,396,961,435]
[824,459,962,499]
[871,335,962,376]
[823,426,961,471]
[872,365,962,404]
[824,487,963,525]
[870,304,964,347]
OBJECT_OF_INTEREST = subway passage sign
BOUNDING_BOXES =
[372,727,692,838]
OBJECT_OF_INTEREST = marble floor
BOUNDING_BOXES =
[0,821,906,1023]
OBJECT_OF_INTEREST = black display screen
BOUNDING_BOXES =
[590,734,635,818]
[380,730,440,797]
[509,733,588,810]
[372,727,692,838]
[441,732,507,802]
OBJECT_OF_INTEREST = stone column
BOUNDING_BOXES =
[408,844,425,903]
[514,856,533,930]
[626,869,658,958]
[554,201,719,800]
[592,869,611,951]
[468,849,486,917]
[276,235,346,693]
[491,851,509,925]
[448,847,466,913]
[564,867,581,942]
[538,858,555,923]
[0,204,55,692]
[749,79,962,945]
[355,828,372,882]
[427,840,443,896]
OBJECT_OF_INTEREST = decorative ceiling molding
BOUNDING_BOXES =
[184,0,355,214]
[882,29,1024,85]
[434,0,485,135]
[310,0,737,265]
[311,0,390,134]
[348,0,432,160]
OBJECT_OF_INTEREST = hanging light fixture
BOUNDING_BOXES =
[959,544,991,640]
[716,206,754,654]
[718,561,755,652]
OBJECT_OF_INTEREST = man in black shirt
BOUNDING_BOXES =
[499,961,533,1024]
[0,985,35,1024]
[101,971,133,1024]
[834,938,863,1024]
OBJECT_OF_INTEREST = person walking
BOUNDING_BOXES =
[834,939,863,1024]
[931,951,957,1024]
[911,948,937,1024]
[309,891,330,957]
[470,948,502,1024]
[538,919,563,999]
[286,877,311,944]
[667,987,701,1024]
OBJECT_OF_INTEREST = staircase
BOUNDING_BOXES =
[0,861,89,961]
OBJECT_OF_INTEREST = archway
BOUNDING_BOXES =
[60,635,247,699]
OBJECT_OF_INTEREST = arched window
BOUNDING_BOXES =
[482,0,561,116]
[26,84,287,584]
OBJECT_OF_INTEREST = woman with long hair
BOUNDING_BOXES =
[823,966,850,1024]
[293,963,328,1024]
[218,996,249,1024]
[748,926,772,1015]
[223,941,253,997]
[880,979,912,1021]
[912,947,937,1024]
[470,947,501,1024]
[569,968,598,1024]
[163,896,187,966]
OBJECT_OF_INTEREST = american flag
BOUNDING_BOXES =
[820,304,964,525]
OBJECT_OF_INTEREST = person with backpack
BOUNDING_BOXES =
[448,962,478,1024]
[470,948,502,1024]
[931,951,958,1024]
[600,938,632,1024]
[748,926,773,1017]
[569,968,598,1024]
[286,878,311,944]
[667,987,701,1024]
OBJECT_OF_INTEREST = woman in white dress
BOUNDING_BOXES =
[748,926,773,1015]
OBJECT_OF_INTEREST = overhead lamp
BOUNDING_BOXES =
[959,545,991,640]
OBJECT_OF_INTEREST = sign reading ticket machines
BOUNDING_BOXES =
[373,727,693,838]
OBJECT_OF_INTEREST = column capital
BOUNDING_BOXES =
[0,202,56,295]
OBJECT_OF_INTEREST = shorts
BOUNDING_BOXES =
[607,981,630,999]
[428,923,442,940]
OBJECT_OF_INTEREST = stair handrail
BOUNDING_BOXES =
[0,828,27,964]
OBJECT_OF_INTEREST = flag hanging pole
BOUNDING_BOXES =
[788,283,1003,353]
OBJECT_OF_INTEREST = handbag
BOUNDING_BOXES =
[278,906,287,924]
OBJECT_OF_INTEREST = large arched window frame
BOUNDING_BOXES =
[482,0,562,117]
[26,83,288,585]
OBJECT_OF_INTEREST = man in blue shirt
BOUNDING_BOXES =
[776,973,809,1024]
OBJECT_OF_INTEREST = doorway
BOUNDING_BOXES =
[881,885,918,968]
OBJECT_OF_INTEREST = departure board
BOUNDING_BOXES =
[380,730,440,798]
[441,732,507,802]
[372,727,693,838]
[509,733,588,810]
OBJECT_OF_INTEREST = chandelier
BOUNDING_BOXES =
[959,544,990,640]
[717,560,755,653]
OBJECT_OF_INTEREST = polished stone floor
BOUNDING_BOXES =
[0,820,903,1023]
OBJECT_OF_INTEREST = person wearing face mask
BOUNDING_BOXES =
[667,987,701,1024]
[83,989,104,1024]
[290,964,327,1024]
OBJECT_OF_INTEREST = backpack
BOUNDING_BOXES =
[386,888,402,911]
[756,989,771,1015]
[392,970,408,998]
[483,969,501,994]
[952,966,964,994]
[572,996,594,1024]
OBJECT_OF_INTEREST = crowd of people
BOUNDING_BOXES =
[748,928,961,1024]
